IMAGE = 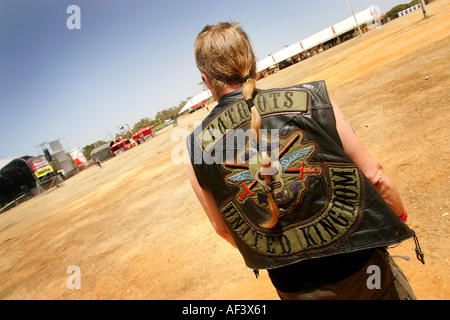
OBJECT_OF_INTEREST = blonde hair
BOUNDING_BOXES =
[194,22,278,228]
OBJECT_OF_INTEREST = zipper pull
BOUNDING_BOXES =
[413,233,425,265]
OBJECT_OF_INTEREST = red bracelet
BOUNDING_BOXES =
[399,212,407,222]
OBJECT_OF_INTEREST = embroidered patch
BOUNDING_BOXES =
[197,89,309,154]
[219,165,362,256]
[222,129,323,215]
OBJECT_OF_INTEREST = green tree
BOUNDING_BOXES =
[386,0,434,20]
[82,140,108,161]
[155,98,192,122]
[386,4,411,20]
[132,117,152,133]
[81,97,194,158]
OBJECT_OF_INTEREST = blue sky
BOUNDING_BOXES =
[0,0,408,158]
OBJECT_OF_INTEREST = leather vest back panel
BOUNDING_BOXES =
[187,81,414,269]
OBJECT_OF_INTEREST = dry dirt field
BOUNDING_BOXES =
[0,0,448,300]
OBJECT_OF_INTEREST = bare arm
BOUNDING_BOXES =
[186,162,237,248]
[332,100,406,218]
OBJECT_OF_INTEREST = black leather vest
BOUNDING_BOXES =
[187,81,414,269]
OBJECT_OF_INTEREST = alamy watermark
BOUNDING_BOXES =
[366,265,381,290]
[171,121,283,171]
[66,5,81,30]
[66,265,81,289]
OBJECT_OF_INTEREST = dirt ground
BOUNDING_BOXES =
[0,0,448,300]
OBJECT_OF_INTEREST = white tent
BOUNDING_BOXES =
[179,89,213,113]
[257,56,277,72]
[188,6,381,96]
[272,42,303,64]
[256,6,381,70]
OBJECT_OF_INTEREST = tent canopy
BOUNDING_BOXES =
[256,6,380,71]
[133,125,154,137]
[132,126,154,143]
[91,144,114,162]
[179,89,213,114]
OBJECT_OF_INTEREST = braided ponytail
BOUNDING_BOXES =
[242,76,261,143]
[243,75,279,229]
[194,22,279,228]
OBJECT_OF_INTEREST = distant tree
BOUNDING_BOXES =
[386,4,410,19]
[386,0,434,20]
[82,140,107,161]
[155,102,187,122]
[131,117,158,134]
[115,132,132,141]
[81,96,195,157]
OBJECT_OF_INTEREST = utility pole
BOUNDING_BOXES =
[107,130,114,140]
[419,0,428,18]
[347,0,362,36]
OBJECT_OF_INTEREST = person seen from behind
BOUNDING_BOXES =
[186,22,423,300]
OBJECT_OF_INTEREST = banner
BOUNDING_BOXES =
[29,156,54,178]
[69,148,87,166]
